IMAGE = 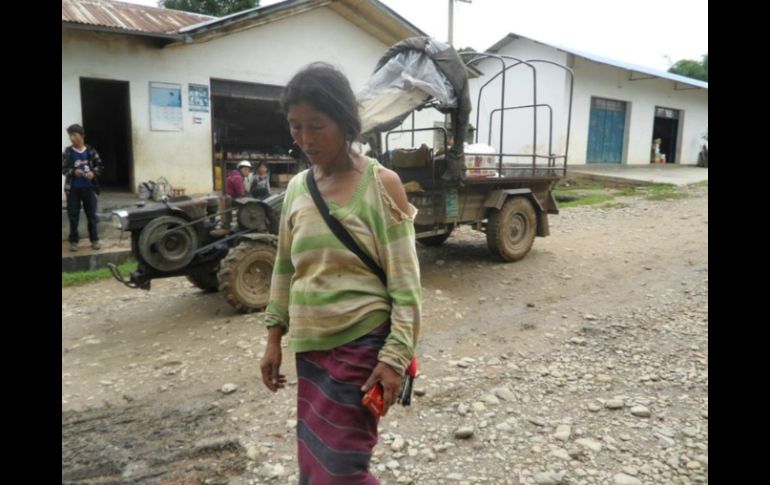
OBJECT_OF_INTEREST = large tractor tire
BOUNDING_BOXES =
[218,240,277,313]
[486,197,537,262]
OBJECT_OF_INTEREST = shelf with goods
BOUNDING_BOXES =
[214,147,300,191]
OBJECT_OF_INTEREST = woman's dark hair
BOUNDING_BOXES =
[281,62,361,142]
[256,161,268,170]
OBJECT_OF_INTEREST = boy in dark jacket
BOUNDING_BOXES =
[62,124,104,251]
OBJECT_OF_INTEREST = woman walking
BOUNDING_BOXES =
[260,62,421,484]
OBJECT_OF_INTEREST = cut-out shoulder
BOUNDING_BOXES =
[374,165,417,224]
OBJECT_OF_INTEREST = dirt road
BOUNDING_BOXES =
[62,184,708,485]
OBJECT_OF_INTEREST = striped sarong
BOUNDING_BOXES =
[296,323,389,485]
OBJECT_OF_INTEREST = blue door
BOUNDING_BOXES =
[587,97,627,163]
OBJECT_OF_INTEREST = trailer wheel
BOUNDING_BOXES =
[186,271,220,293]
[486,197,537,262]
[218,240,276,313]
[417,226,453,246]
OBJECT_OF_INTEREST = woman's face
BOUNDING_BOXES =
[286,101,347,168]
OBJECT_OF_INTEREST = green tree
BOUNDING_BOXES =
[457,47,478,64]
[668,53,708,82]
[160,0,259,17]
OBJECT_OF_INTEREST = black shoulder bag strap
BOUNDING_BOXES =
[306,166,387,287]
[308,167,418,405]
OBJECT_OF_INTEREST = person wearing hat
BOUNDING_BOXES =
[214,160,253,236]
[226,160,252,199]
[61,124,104,252]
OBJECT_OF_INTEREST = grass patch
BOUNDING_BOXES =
[613,187,641,197]
[645,191,689,201]
[555,181,607,191]
[554,180,693,207]
[552,178,699,207]
[640,184,688,201]
[559,193,615,208]
[606,183,688,201]
[646,183,677,192]
[62,259,137,288]
[601,202,630,209]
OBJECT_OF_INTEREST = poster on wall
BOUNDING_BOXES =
[150,82,183,131]
[188,83,210,112]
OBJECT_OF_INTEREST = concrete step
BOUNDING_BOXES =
[61,239,132,273]
[62,209,126,242]
[568,164,708,187]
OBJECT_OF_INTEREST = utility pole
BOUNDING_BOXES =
[448,0,472,47]
[446,0,472,141]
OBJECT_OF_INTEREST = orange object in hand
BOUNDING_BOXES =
[362,383,387,417]
[362,357,419,417]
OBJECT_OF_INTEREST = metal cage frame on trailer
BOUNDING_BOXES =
[384,52,575,179]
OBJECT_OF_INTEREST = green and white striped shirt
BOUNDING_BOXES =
[265,157,421,375]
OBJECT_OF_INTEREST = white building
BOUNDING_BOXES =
[467,33,708,167]
[62,0,425,194]
[63,1,708,197]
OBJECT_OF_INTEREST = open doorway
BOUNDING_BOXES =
[652,107,681,164]
[80,78,133,191]
[210,79,295,191]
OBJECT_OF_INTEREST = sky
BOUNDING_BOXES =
[120,0,707,72]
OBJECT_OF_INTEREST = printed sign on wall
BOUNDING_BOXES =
[188,83,210,113]
[150,82,183,131]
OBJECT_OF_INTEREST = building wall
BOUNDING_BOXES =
[570,56,708,165]
[468,38,708,166]
[62,7,393,194]
[469,38,570,164]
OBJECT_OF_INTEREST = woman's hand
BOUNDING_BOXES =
[260,327,287,392]
[362,362,403,414]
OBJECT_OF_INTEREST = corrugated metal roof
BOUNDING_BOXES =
[63,0,425,47]
[176,0,312,34]
[487,33,708,90]
[62,0,214,34]
[178,0,426,39]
